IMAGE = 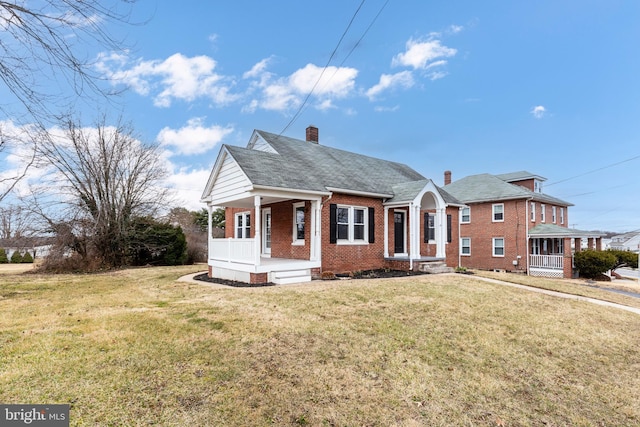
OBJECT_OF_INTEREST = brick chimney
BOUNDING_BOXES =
[306,125,319,143]
[444,170,452,185]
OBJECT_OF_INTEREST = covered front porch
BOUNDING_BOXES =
[528,224,603,279]
[204,188,325,284]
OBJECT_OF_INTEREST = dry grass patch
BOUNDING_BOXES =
[473,269,640,310]
[1,268,639,426]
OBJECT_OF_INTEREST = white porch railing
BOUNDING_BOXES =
[529,254,564,270]
[209,238,256,264]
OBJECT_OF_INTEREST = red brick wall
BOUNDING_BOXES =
[445,207,460,268]
[510,178,535,192]
[458,199,528,272]
[266,200,310,260]
[320,194,386,274]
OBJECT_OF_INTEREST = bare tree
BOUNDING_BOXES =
[0,0,138,202]
[35,115,169,268]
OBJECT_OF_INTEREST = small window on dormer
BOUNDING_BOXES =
[534,180,543,193]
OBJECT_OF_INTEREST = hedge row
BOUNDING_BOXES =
[0,248,34,263]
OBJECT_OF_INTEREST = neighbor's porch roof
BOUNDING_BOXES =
[529,223,602,239]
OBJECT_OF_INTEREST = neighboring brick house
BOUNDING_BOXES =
[442,171,602,278]
[200,127,465,284]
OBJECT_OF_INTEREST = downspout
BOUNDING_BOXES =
[458,206,462,268]
[525,198,530,276]
[409,202,414,271]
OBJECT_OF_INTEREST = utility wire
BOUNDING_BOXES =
[546,153,640,186]
[279,0,367,136]
[287,0,391,126]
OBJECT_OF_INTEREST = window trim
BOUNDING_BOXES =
[530,202,536,222]
[552,206,557,223]
[461,206,470,224]
[336,204,369,245]
[560,207,565,225]
[461,237,471,256]
[540,204,546,223]
[492,237,505,257]
[292,202,305,245]
[492,203,504,222]
[235,211,251,239]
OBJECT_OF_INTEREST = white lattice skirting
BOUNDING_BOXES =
[529,268,564,278]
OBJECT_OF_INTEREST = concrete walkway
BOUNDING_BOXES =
[177,271,640,315]
[467,274,640,316]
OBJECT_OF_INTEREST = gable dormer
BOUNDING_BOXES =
[247,130,278,154]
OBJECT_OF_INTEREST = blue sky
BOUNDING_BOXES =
[2,1,639,232]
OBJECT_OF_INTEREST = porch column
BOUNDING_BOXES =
[207,205,213,261]
[595,237,602,251]
[310,199,321,261]
[383,206,389,258]
[587,237,594,250]
[575,237,582,252]
[413,204,422,259]
[435,207,446,258]
[563,237,573,278]
[254,196,261,266]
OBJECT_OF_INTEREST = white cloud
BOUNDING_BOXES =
[157,118,233,155]
[96,52,238,107]
[165,167,212,210]
[392,37,457,70]
[531,105,547,119]
[448,24,464,34]
[246,63,358,112]
[374,105,400,113]
[243,57,272,79]
[366,71,414,100]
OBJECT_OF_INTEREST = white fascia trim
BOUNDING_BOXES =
[251,185,331,197]
[325,187,393,199]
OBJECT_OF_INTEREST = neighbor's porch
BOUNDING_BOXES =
[528,225,603,279]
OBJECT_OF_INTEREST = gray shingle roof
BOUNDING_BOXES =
[529,224,601,238]
[229,130,427,196]
[443,173,573,206]
[496,171,546,182]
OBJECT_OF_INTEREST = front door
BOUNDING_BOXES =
[262,208,271,256]
[394,211,405,254]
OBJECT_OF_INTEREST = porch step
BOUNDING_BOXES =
[418,261,454,274]
[269,269,312,285]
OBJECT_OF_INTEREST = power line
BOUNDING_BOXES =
[285,0,391,128]
[547,153,640,186]
[279,0,367,136]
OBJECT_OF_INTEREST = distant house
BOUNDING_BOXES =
[200,127,602,284]
[609,231,640,253]
[0,237,52,261]
[443,171,602,278]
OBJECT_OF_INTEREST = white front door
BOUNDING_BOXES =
[262,208,271,256]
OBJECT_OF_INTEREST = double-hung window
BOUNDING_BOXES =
[461,237,471,255]
[493,237,505,257]
[552,206,557,223]
[560,207,565,224]
[492,204,504,222]
[292,202,305,245]
[461,207,470,223]
[336,205,367,243]
[530,202,536,222]
[235,212,251,238]
[541,204,546,223]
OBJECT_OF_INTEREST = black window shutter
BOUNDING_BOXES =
[447,214,452,243]
[329,204,337,244]
[368,207,375,243]
[423,213,429,243]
